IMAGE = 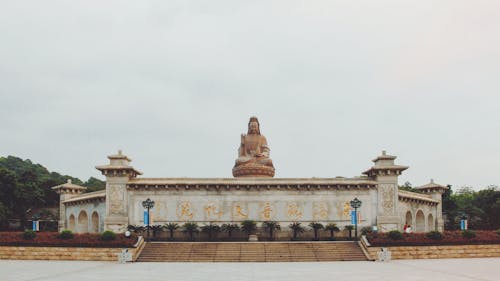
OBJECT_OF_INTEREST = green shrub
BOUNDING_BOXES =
[241,220,257,235]
[58,229,74,239]
[388,230,403,240]
[22,230,36,240]
[425,231,443,240]
[462,230,476,239]
[361,226,373,235]
[100,230,117,241]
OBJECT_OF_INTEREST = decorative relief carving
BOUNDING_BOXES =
[313,202,328,220]
[343,201,351,218]
[176,201,194,221]
[109,185,124,215]
[204,201,223,220]
[286,202,303,220]
[232,202,248,220]
[259,202,275,220]
[381,185,395,214]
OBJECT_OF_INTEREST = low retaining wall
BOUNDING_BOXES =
[0,237,145,262]
[360,236,500,260]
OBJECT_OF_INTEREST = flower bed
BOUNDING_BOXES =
[0,232,138,248]
[366,231,500,246]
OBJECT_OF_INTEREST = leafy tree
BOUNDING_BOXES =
[182,222,199,241]
[289,222,305,240]
[221,223,240,238]
[345,225,354,240]
[262,221,281,241]
[399,181,421,193]
[164,223,179,240]
[309,222,324,241]
[201,223,220,241]
[83,177,105,193]
[325,223,340,240]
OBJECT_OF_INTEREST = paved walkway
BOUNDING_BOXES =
[1,258,498,281]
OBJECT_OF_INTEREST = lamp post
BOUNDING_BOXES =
[142,198,155,241]
[350,198,362,240]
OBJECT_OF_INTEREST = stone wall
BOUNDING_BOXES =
[128,188,377,229]
[0,237,144,261]
[361,238,500,259]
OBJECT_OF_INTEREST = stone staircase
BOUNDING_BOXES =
[137,241,368,262]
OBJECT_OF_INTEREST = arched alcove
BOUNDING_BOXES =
[91,211,99,233]
[68,214,76,231]
[428,213,434,231]
[416,210,425,232]
[405,211,413,226]
[78,211,89,233]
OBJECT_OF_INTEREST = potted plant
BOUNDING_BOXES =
[241,220,257,241]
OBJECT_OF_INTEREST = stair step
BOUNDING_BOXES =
[137,242,368,262]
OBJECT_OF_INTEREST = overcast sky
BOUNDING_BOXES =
[1,1,499,190]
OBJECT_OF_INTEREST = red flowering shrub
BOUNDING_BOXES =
[367,231,500,246]
[0,232,138,248]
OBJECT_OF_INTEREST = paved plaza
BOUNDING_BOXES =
[1,258,499,281]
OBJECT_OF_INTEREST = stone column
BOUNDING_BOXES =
[51,180,86,232]
[96,150,141,233]
[363,151,408,232]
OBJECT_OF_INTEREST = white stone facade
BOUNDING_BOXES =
[55,151,446,235]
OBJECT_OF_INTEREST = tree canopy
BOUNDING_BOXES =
[0,156,105,229]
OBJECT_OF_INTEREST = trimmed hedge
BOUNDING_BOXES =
[0,232,137,248]
[100,231,117,241]
[367,230,500,246]
[22,230,36,240]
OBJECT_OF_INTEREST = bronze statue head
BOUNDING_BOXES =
[247,116,260,135]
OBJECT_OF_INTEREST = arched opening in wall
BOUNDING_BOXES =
[77,211,89,233]
[405,211,413,227]
[416,210,425,232]
[91,212,99,233]
[428,214,434,231]
[68,214,75,231]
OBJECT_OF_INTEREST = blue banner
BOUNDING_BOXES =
[32,221,39,231]
[460,219,468,230]
[350,210,357,225]
[144,211,149,225]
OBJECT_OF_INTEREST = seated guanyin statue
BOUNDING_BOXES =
[232,117,275,177]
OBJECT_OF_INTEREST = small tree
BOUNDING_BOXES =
[309,222,324,241]
[182,222,199,241]
[201,223,220,241]
[164,222,179,240]
[127,225,145,234]
[344,225,354,240]
[289,222,305,240]
[151,225,164,238]
[241,220,257,236]
[221,223,240,239]
[262,221,281,241]
[325,223,340,240]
